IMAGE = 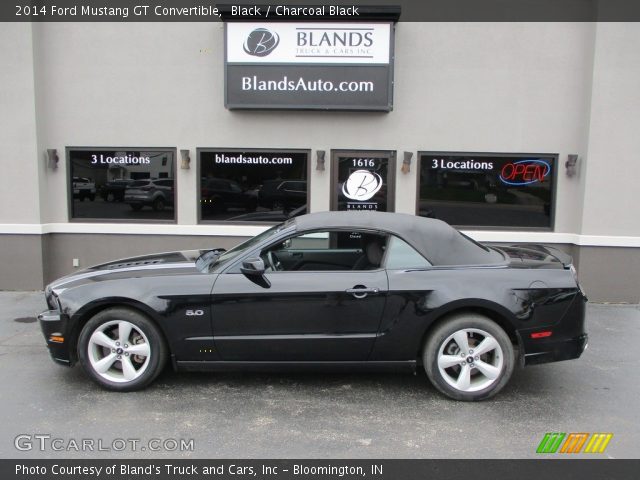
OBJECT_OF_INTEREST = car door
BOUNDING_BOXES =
[210,230,389,361]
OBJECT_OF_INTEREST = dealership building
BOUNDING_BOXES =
[1,14,639,302]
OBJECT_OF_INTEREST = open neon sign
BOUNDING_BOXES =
[499,159,551,186]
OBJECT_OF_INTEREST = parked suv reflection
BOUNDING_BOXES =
[258,180,307,211]
[72,177,96,202]
[124,178,174,211]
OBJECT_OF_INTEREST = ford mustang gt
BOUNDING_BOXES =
[38,211,588,401]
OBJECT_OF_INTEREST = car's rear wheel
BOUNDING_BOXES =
[423,313,514,401]
[78,308,167,391]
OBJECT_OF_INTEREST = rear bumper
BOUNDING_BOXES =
[37,310,72,366]
[523,333,588,366]
[125,197,151,205]
[518,291,588,366]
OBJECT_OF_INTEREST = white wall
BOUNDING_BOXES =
[581,23,640,236]
[0,23,41,224]
[2,22,638,242]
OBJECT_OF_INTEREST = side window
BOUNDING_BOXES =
[385,236,431,269]
[287,231,330,250]
[263,230,387,272]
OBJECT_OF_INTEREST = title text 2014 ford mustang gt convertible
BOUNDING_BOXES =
[38,211,587,401]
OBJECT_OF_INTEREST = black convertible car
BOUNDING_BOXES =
[38,212,587,401]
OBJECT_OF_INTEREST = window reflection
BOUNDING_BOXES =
[418,153,556,228]
[199,149,309,223]
[69,149,176,221]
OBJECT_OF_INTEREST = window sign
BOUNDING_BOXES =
[417,152,557,229]
[331,150,396,212]
[198,149,309,223]
[68,148,176,221]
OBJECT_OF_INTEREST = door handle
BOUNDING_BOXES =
[346,286,379,299]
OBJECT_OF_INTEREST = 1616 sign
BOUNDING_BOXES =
[332,152,396,212]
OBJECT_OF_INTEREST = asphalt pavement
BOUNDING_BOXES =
[0,291,638,459]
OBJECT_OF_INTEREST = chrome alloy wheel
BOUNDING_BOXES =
[87,320,151,383]
[437,328,504,393]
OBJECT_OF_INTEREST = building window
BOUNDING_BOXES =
[331,150,396,212]
[68,148,176,222]
[198,148,309,223]
[417,152,557,229]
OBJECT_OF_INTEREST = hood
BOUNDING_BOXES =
[492,244,572,269]
[47,250,205,294]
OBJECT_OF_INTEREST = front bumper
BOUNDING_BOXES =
[38,310,72,366]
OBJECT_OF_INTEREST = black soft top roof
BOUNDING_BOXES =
[293,211,503,266]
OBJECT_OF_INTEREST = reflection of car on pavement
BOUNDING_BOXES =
[201,178,257,212]
[100,179,134,202]
[38,211,587,401]
[227,205,307,222]
[258,180,306,210]
[124,178,174,211]
[72,177,96,202]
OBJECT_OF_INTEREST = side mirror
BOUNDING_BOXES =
[240,257,266,276]
[240,257,270,288]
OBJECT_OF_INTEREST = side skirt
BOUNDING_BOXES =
[175,360,417,373]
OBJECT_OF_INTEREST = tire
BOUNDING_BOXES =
[152,197,165,211]
[89,194,95,202]
[106,192,115,202]
[77,308,168,391]
[423,313,514,401]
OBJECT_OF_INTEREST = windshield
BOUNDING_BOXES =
[199,223,286,272]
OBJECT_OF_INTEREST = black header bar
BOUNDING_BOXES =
[3,0,640,22]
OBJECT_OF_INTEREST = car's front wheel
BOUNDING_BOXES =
[78,308,167,391]
[423,313,514,401]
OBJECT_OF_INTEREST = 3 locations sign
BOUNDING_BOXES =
[225,22,394,110]
[418,153,557,228]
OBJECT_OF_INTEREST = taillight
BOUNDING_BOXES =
[530,331,553,339]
